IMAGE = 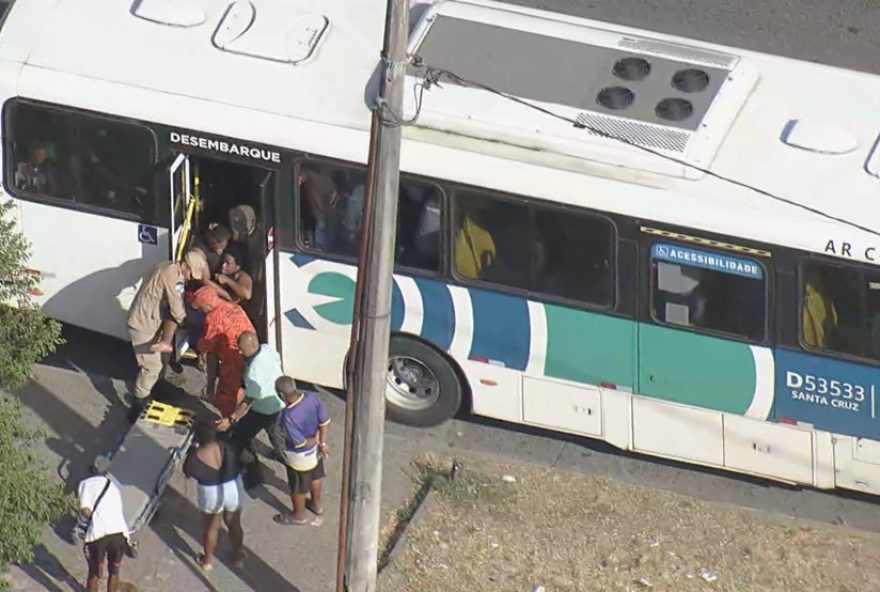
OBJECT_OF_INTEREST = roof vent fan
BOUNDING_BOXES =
[597,86,635,110]
[612,57,651,81]
[656,98,693,122]
[672,68,710,93]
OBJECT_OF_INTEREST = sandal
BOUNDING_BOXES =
[197,554,213,571]
[273,512,309,526]
[306,501,324,516]
[232,550,246,569]
[273,512,321,526]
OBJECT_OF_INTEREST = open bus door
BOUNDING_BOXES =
[257,169,279,351]
[168,153,192,262]
[168,153,196,360]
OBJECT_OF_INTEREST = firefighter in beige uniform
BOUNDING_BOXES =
[127,250,208,407]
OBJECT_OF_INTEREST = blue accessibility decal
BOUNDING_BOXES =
[138,224,158,245]
[652,242,763,279]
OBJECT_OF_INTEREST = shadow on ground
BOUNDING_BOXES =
[13,326,303,591]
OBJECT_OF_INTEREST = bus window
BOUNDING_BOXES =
[800,261,880,360]
[395,180,442,272]
[453,191,529,289]
[650,242,765,341]
[296,160,442,272]
[533,208,613,306]
[6,102,158,223]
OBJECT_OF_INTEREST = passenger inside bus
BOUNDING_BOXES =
[454,209,496,281]
[297,161,442,272]
[396,183,441,270]
[79,125,150,215]
[653,260,765,341]
[299,163,341,252]
[298,164,363,256]
[11,103,161,222]
[216,243,253,306]
[228,204,266,336]
[802,266,840,349]
[796,263,880,359]
[183,158,269,343]
[14,142,63,196]
[193,225,232,278]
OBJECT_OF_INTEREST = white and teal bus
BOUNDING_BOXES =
[5,0,880,495]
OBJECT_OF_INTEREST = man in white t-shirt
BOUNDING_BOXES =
[77,455,130,592]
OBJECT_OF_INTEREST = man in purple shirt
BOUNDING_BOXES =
[273,376,330,526]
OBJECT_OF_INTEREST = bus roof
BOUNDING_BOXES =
[1,0,381,131]
[2,0,880,258]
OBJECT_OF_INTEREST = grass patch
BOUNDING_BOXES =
[379,454,880,592]
[378,455,517,570]
[432,461,517,509]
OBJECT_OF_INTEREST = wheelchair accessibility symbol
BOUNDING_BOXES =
[138,224,158,245]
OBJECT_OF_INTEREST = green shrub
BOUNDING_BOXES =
[0,200,70,576]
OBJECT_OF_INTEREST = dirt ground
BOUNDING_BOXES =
[378,454,880,592]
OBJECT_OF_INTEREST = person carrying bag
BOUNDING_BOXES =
[76,455,131,592]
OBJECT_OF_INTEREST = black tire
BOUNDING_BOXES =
[385,336,463,427]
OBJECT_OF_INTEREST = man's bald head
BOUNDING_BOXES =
[237,331,260,357]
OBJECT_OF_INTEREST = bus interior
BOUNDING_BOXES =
[179,155,273,344]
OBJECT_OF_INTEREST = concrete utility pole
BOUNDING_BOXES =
[335,0,409,590]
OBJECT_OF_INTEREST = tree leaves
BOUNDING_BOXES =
[0,200,70,569]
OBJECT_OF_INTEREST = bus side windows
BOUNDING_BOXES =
[650,243,766,342]
[296,160,442,272]
[6,101,158,223]
[9,107,73,201]
[297,161,364,257]
[453,191,529,289]
[532,208,613,306]
[452,191,614,307]
[800,261,880,361]
[396,181,442,272]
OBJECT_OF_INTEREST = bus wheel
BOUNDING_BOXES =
[385,336,462,427]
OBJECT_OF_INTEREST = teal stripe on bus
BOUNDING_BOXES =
[544,305,635,388]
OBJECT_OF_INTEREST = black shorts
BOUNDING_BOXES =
[286,458,325,495]
[84,533,126,574]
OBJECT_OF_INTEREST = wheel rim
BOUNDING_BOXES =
[386,355,440,411]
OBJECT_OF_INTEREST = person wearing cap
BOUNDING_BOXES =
[126,250,208,413]
[228,204,267,342]
[77,455,130,592]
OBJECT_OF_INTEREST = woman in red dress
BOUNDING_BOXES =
[189,285,255,418]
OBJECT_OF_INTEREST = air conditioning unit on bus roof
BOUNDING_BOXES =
[403,0,760,180]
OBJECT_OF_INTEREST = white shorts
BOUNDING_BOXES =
[196,476,243,515]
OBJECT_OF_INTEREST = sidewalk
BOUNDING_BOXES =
[6,345,423,592]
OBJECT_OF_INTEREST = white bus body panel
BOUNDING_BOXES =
[20,202,168,340]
